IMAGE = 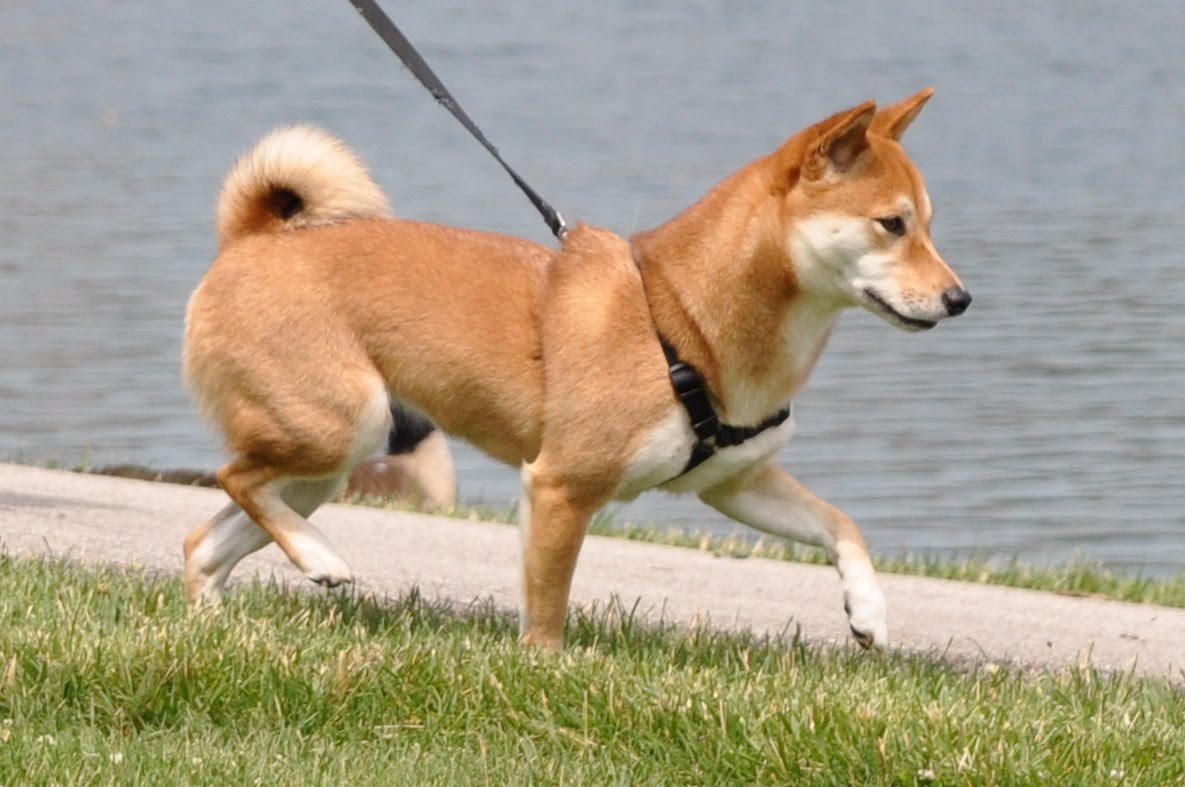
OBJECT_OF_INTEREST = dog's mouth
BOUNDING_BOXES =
[862,289,937,332]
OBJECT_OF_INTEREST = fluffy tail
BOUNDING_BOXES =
[215,125,391,246]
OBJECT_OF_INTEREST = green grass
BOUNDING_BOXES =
[0,555,1181,786]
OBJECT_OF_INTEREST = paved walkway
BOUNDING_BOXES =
[1,462,1181,682]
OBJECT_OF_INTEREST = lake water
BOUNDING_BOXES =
[2,1,1184,574]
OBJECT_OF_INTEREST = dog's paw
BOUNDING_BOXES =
[849,622,887,650]
[844,586,888,650]
[297,549,354,588]
[184,561,226,608]
[186,578,225,609]
[304,562,354,588]
[287,533,354,588]
[836,542,888,649]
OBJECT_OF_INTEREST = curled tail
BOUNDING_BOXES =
[216,125,391,246]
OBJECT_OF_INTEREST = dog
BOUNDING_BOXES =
[182,88,969,649]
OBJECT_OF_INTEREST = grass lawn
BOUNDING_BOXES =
[0,555,1181,786]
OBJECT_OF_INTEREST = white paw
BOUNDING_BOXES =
[184,558,228,607]
[844,582,888,649]
[187,577,226,608]
[291,536,354,588]
[303,558,354,588]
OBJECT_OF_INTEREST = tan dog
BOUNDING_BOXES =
[183,88,968,648]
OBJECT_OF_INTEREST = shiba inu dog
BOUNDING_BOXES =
[183,88,968,649]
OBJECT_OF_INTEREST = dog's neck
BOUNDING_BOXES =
[632,160,844,425]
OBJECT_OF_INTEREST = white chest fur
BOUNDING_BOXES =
[613,406,796,501]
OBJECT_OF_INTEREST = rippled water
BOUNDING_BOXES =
[2,1,1184,573]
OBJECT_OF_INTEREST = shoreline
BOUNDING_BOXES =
[60,460,1185,609]
[1,460,1183,682]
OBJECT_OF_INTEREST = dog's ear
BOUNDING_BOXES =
[870,87,934,141]
[803,101,876,180]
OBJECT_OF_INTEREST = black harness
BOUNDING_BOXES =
[634,241,791,479]
[660,338,792,477]
[663,336,791,474]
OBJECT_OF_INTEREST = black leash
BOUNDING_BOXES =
[345,0,567,240]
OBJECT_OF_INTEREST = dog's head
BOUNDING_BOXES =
[778,89,969,331]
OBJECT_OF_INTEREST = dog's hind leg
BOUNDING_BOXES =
[214,461,355,590]
[185,372,393,604]
[184,502,270,604]
[183,475,346,605]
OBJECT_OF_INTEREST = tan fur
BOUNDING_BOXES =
[184,90,968,648]
[215,125,390,246]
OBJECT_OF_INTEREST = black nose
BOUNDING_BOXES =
[942,287,972,317]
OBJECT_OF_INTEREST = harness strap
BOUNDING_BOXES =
[660,339,719,472]
[716,409,793,447]
[634,242,791,478]
[659,338,792,475]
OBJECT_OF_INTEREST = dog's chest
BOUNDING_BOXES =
[613,407,796,500]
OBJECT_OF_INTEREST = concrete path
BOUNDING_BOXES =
[1,462,1181,683]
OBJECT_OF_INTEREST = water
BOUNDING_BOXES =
[2,1,1184,575]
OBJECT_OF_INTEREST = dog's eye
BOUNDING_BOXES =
[876,216,906,236]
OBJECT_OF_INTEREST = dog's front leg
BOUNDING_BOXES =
[518,467,600,649]
[699,459,887,648]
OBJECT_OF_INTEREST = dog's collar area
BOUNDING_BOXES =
[660,338,792,476]
[633,241,791,479]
